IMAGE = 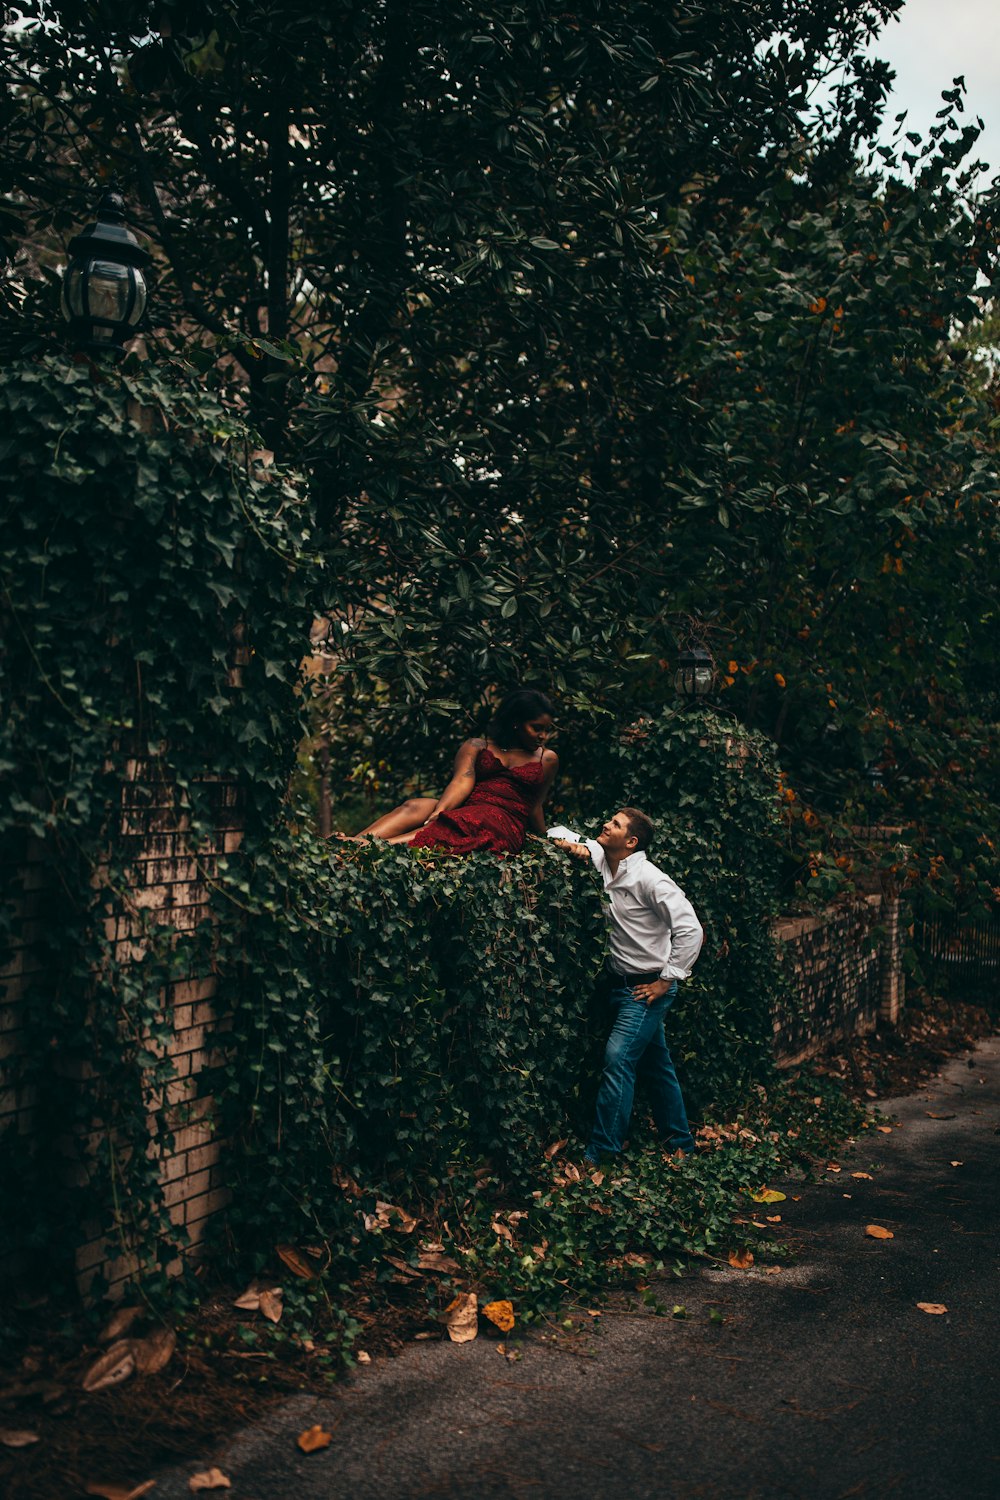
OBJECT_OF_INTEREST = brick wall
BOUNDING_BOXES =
[771,895,904,1066]
[0,761,242,1296]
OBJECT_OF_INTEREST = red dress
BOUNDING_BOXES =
[409,747,544,855]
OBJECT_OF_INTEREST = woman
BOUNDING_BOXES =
[350,689,558,855]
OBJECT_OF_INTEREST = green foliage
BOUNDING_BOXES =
[0,355,317,1285]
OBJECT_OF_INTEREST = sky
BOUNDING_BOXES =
[865,0,1000,180]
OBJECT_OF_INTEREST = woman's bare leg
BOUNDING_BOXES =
[351,796,437,840]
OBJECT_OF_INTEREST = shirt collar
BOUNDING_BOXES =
[609,848,646,880]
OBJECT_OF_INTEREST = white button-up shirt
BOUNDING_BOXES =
[585,841,704,982]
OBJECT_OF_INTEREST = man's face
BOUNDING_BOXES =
[597,810,637,858]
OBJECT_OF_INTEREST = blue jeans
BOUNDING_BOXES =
[587,980,695,1159]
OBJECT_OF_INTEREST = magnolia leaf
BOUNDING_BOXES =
[728,1249,754,1269]
[257,1289,283,1324]
[543,1138,568,1160]
[188,1469,231,1492]
[916,1302,948,1315]
[749,1188,786,1203]
[0,1429,40,1448]
[482,1300,515,1333]
[132,1327,176,1377]
[443,1292,478,1343]
[98,1305,143,1344]
[297,1424,333,1453]
[865,1225,894,1239]
[276,1244,317,1279]
[82,1340,136,1393]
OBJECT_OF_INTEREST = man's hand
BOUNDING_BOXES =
[632,977,671,1006]
[551,838,590,861]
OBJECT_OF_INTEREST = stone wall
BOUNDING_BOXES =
[772,894,904,1066]
[0,762,241,1295]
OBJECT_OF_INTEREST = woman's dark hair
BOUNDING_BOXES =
[487,688,554,745]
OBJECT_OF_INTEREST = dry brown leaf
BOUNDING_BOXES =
[188,1469,231,1492]
[331,1167,362,1197]
[543,1137,568,1160]
[364,1200,418,1235]
[765,1266,783,1275]
[590,1169,605,1187]
[491,1217,514,1244]
[82,1340,136,1394]
[383,1254,421,1281]
[851,1172,873,1180]
[356,1351,371,1364]
[297,1424,333,1454]
[84,1482,156,1500]
[0,1429,40,1448]
[562,1162,581,1184]
[482,1300,515,1333]
[865,1225,894,1240]
[765,1215,782,1223]
[132,1328,176,1377]
[925,1112,956,1120]
[916,1302,948,1315]
[276,1245,316,1279]
[416,1251,461,1275]
[233,1284,266,1311]
[876,1125,893,1134]
[443,1292,478,1343]
[728,1249,754,1270]
[257,1289,283,1324]
[950,1161,963,1167]
[98,1305,143,1344]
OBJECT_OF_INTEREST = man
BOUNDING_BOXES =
[554,808,703,1165]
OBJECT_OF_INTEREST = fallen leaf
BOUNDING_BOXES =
[765,1266,783,1275]
[257,1289,283,1324]
[950,1161,963,1167]
[916,1303,948,1315]
[562,1162,582,1184]
[84,1483,156,1500]
[765,1215,782,1223]
[876,1125,893,1134]
[188,1469,231,1492]
[276,1245,316,1279]
[483,1300,515,1333]
[728,1249,754,1269]
[491,1217,514,1244]
[543,1138,568,1160]
[383,1254,421,1281]
[0,1429,40,1448]
[417,1251,461,1275]
[925,1112,956,1120]
[590,1169,605,1187]
[297,1425,333,1454]
[825,1164,841,1173]
[442,1292,478,1343]
[670,1305,687,1319]
[331,1167,362,1197]
[413,1331,437,1340]
[132,1328,176,1377]
[232,1282,279,1312]
[865,1225,894,1240]
[98,1305,143,1344]
[82,1341,135,1394]
[356,1351,371,1364]
[851,1172,873,1180]
[709,1308,725,1324]
[749,1188,786,1204]
[364,1200,418,1235]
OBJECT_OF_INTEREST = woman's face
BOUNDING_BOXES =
[514,714,553,753]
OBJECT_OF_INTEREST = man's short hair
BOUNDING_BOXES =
[620,807,654,851]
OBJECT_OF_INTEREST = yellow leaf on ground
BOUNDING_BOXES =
[277,1245,316,1279]
[865,1225,894,1239]
[483,1300,515,1333]
[916,1303,948,1315]
[728,1249,754,1269]
[443,1292,479,1343]
[82,1341,136,1393]
[0,1429,40,1448]
[749,1189,786,1204]
[132,1328,176,1377]
[189,1468,231,1491]
[297,1425,333,1454]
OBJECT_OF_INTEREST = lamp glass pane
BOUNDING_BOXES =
[87,260,131,324]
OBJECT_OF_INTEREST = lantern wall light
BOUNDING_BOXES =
[674,646,715,700]
[61,188,149,357]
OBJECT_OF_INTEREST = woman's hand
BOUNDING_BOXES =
[552,838,590,861]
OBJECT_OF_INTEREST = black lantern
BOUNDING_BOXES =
[674,646,715,700]
[61,188,149,356]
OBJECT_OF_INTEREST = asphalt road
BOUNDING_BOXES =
[154,1035,1000,1500]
